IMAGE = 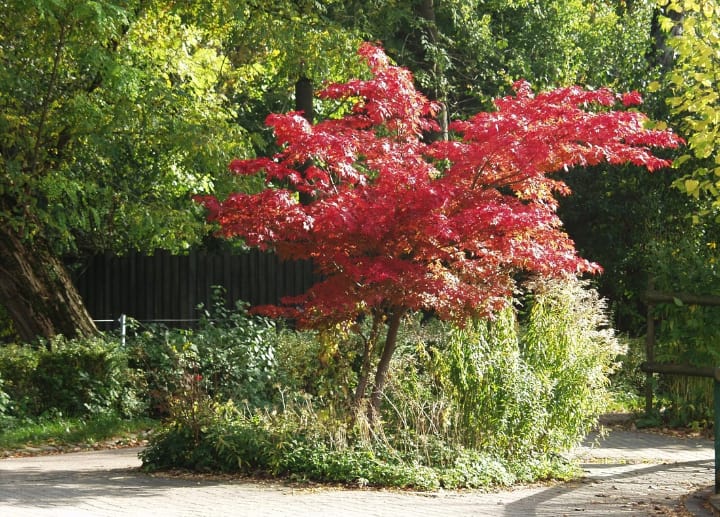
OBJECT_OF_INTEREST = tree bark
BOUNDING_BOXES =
[353,312,382,407]
[368,309,405,421]
[0,226,97,343]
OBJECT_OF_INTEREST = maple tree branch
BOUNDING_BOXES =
[470,157,491,189]
[470,158,528,192]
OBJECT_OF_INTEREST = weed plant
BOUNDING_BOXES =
[126,288,278,416]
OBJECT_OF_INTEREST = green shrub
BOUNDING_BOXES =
[0,372,10,419]
[0,344,40,416]
[127,289,278,416]
[0,336,144,418]
[384,276,623,459]
[193,291,277,406]
[272,323,360,408]
[141,400,525,490]
[520,277,624,451]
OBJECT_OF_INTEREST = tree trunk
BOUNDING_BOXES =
[353,312,382,407]
[0,226,97,343]
[368,309,405,422]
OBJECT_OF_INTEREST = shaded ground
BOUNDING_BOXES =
[0,428,715,516]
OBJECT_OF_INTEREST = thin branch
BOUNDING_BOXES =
[29,17,67,178]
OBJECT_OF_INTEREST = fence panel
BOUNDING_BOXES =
[71,249,317,329]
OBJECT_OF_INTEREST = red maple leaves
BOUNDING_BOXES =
[196,43,682,327]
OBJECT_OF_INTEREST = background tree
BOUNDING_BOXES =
[658,0,720,217]
[197,44,681,419]
[328,1,659,113]
[0,0,363,342]
[0,0,247,340]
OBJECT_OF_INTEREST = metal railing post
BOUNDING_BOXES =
[119,314,126,347]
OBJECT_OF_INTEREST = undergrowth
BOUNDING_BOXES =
[140,277,618,490]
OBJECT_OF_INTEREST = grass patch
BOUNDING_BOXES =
[0,414,157,451]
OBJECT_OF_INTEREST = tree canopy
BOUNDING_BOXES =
[0,0,251,256]
[658,0,720,219]
[0,0,363,340]
[0,0,705,346]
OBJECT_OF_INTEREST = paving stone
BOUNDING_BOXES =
[0,429,715,516]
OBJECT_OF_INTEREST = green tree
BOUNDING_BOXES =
[658,0,720,219]
[0,0,249,341]
[329,0,659,117]
[0,0,370,342]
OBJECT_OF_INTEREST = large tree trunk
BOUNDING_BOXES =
[0,226,97,342]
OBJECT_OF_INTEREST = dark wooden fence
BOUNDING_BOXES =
[72,249,316,329]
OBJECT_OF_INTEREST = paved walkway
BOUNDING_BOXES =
[0,429,716,516]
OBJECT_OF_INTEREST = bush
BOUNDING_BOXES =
[140,399,528,490]
[0,344,40,416]
[377,277,623,465]
[0,372,10,419]
[126,290,278,416]
[519,276,624,451]
[0,336,144,419]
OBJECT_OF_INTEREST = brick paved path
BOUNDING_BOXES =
[0,429,715,516]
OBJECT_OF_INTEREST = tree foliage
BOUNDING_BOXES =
[0,0,264,340]
[329,0,660,116]
[0,0,366,340]
[197,44,681,417]
[0,0,250,256]
[658,0,720,218]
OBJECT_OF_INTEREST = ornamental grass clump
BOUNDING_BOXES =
[141,277,621,489]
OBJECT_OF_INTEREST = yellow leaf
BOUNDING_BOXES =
[702,1,716,17]
[659,16,676,33]
[685,178,701,195]
[673,153,692,168]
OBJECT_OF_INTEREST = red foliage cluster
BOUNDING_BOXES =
[196,43,682,327]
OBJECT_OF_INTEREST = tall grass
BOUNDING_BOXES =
[383,276,624,460]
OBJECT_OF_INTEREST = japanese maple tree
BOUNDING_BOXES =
[196,43,682,419]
